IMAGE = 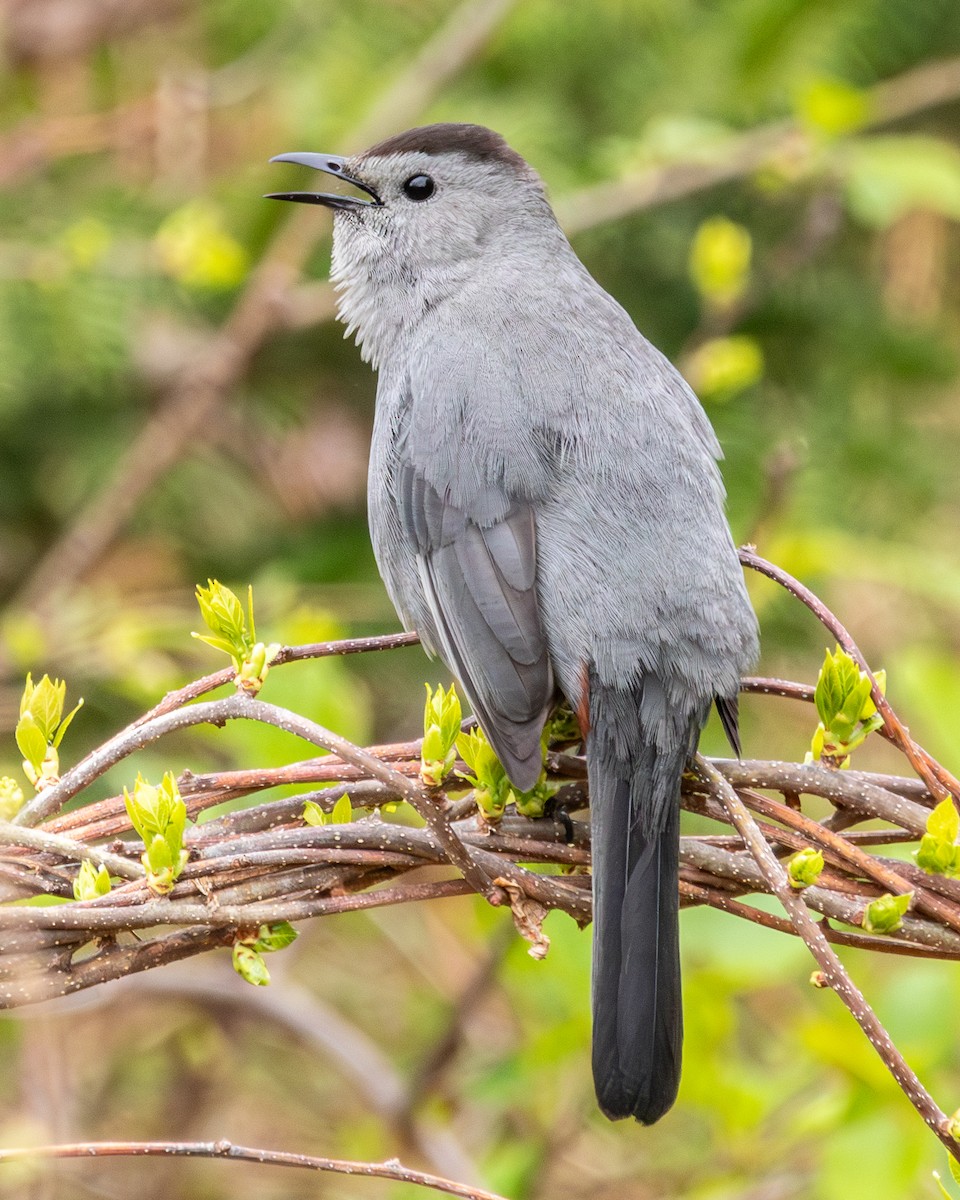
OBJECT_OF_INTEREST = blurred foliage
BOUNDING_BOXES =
[2,0,960,1196]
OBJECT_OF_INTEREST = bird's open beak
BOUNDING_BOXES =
[265,152,382,210]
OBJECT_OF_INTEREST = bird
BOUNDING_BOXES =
[267,123,759,1124]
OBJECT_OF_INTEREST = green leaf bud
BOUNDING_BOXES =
[124,771,190,894]
[862,891,912,935]
[420,682,462,786]
[810,646,885,767]
[787,846,824,889]
[233,941,270,986]
[916,798,960,877]
[73,860,112,901]
[302,799,326,826]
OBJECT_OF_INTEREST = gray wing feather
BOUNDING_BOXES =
[397,459,554,790]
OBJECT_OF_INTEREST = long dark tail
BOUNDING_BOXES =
[588,678,696,1125]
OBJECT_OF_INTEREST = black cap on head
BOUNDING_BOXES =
[360,123,531,175]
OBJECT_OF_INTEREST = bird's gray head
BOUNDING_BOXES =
[267,123,559,364]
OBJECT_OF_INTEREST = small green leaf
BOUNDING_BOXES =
[862,891,912,934]
[15,714,47,775]
[0,777,25,821]
[686,334,763,401]
[303,799,326,826]
[51,697,84,749]
[18,672,35,719]
[246,584,257,645]
[787,847,824,889]
[421,682,462,786]
[191,632,238,657]
[928,797,960,844]
[514,786,548,819]
[843,135,960,228]
[795,76,870,138]
[688,216,752,308]
[255,921,298,953]
[22,674,65,742]
[330,794,352,825]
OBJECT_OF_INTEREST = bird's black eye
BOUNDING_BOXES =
[402,174,435,201]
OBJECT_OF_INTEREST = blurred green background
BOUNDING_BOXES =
[2,0,960,1196]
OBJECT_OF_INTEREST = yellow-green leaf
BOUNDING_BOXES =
[330,794,352,825]
[795,76,869,138]
[15,714,47,774]
[303,799,326,826]
[928,797,960,845]
[787,846,824,889]
[862,891,912,934]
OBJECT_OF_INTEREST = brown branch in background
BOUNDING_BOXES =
[12,54,960,612]
[554,55,960,234]
[0,1138,510,1200]
[11,0,521,615]
[129,968,482,1183]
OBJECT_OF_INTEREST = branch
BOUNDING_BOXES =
[137,630,420,724]
[696,754,960,1162]
[739,547,960,803]
[0,1139,509,1200]
[0,820,142,880]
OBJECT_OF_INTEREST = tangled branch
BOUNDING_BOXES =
[1,553,960,1163]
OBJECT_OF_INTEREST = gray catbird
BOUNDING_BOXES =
[267,123,758,1124]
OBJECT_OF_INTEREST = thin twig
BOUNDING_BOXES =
[0,821,141,880]
[0,1139,509,1200]
[137,631,420,724]
[739,548,960,802]
[696,754,960,1161]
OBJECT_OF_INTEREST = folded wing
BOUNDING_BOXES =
[397,459,554,790]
